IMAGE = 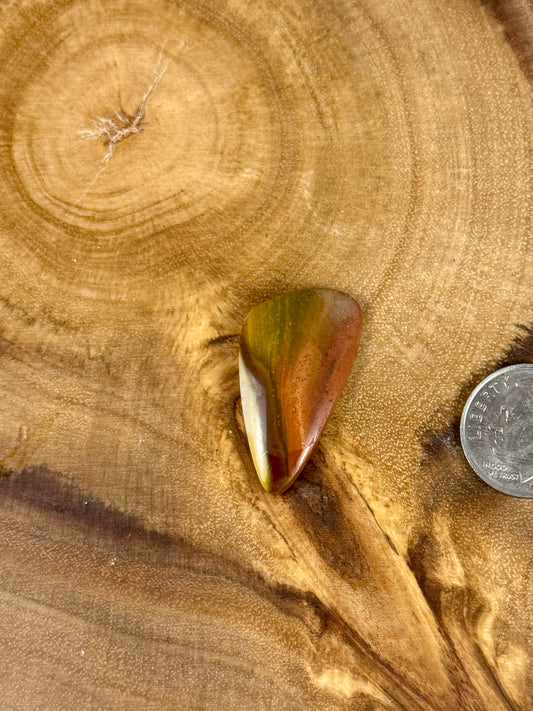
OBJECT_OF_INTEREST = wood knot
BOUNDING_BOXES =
[78,49,168,165]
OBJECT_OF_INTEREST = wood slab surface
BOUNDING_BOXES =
[0,0,532,708]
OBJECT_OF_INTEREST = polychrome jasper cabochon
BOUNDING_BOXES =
[239,288,362,493]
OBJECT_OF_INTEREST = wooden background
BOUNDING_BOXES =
[0,0,532,708]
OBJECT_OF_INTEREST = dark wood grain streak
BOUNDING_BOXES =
[286,467,365,580]
[0,465,432,710]
[482,0,533,85]
[1,456,499,711]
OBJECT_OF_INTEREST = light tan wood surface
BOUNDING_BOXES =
[0,0,532,708]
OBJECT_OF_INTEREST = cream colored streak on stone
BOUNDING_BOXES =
[238,352,270,488]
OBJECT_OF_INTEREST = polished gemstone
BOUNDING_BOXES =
[239,288,362,493]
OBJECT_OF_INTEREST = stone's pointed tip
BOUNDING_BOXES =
[239,288,362,494]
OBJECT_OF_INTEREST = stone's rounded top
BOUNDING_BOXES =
[239,288,363,493]
[241,287,361,331]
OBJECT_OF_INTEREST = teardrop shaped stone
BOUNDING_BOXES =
[239,288,362,493]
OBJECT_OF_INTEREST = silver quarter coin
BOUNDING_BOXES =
[460,364,533,497]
